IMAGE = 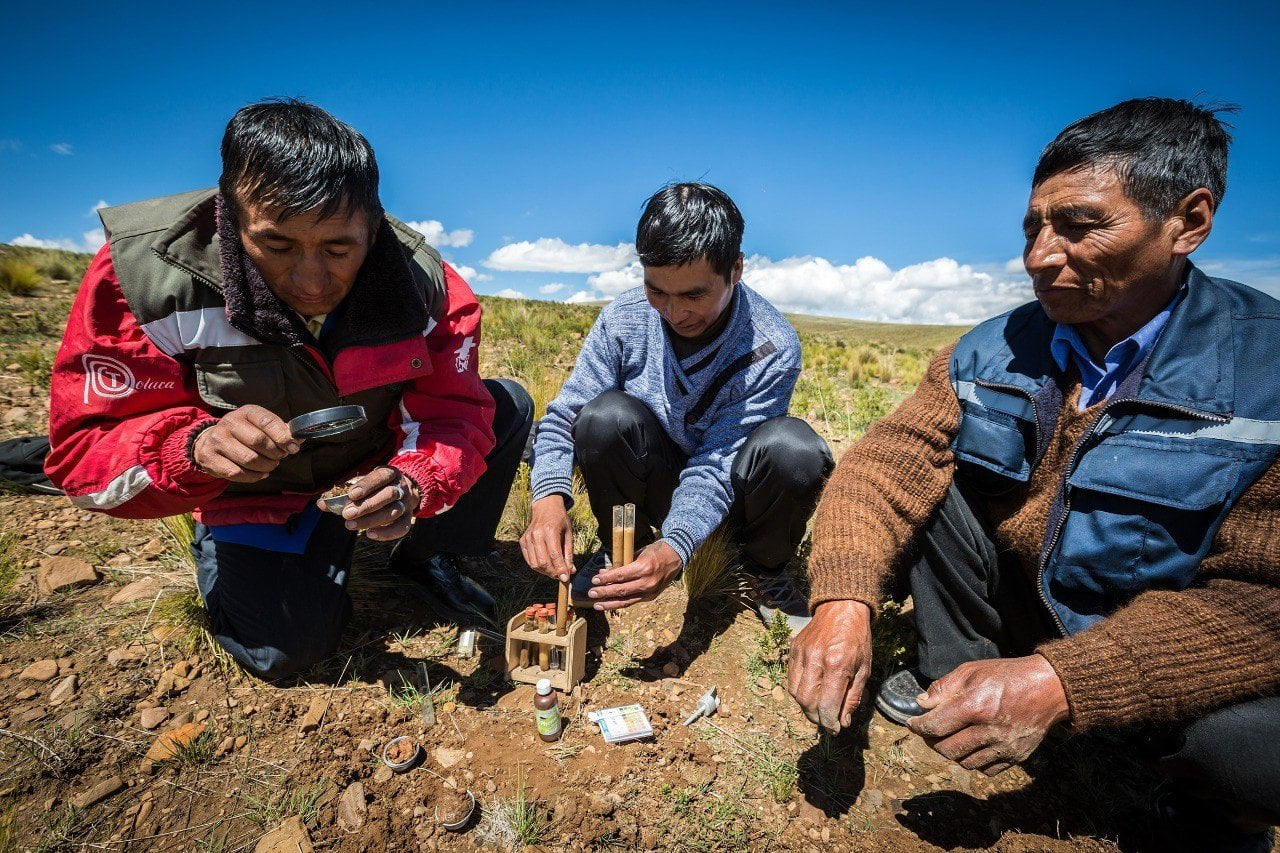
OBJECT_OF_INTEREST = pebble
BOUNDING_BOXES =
[358,738,376,752]
[109,578,161,606]
[168,712,194,729]
[194,710,210,722]
[337,782,367,831]
[71,776,124,810]
[172,661,191,679]
[107,648,142,668]
[19,660,58,682]
[48,674,78,704]
[216,736,235,755]
[662,661,680,677]
[233,735,247,750]
[15,688,37,701]
[373,766,393,784]
[298,695,328,733]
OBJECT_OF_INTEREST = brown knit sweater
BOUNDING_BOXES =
[808,344,1280,731]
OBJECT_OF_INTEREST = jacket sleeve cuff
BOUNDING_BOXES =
[805,554,891,618]
[157,417,222,488]
[1036,632,1146,731]
[657,531,694,568]
[531,476,575,509]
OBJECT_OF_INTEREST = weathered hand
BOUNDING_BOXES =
[586,540,683,610]
[519,495,575,581]
[334,466,420,542]
[192,405,299,482]
[786,600,873,733]
[907,654,1070,776]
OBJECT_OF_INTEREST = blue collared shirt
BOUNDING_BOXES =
[1050,290,1184,411]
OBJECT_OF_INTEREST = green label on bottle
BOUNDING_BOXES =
[536,706,561,736]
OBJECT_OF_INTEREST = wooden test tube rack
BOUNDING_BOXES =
[505,612,587,692]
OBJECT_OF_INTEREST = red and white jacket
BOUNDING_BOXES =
[45,247,496,526]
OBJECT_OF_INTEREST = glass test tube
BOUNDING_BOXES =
[622,503,636,565]
[612,505,625,565]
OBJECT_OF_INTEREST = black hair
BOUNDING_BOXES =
[636,182,744,281]
[219,97,382,225]
[1033,97,1237,219]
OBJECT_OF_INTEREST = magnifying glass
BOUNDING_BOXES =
[288,404,368,440]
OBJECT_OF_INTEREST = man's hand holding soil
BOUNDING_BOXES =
[337,466,421,542]
[907,655,1069,776]
[787,599,873,734]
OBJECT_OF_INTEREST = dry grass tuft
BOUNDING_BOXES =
[0,259,41,296]
[681,526,740,601]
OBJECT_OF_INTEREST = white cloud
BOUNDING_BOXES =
[403,219,474,248]
[0,139,20,153]
[539,283,566,295]
[10,228,104,253]
[553,250,1031,324]
[484,238,636,273]
[742,254,1030,324]
[587,262,644,297]
[1004,256,1025,274]
[89,200,109,216]
[493,288,525,300]
[50,143,73,156]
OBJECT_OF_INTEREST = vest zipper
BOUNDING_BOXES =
[1035,397,1229,636]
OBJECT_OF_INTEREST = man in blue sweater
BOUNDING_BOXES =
[521,183,832,632]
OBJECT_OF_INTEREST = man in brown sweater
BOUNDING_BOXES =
[789,98,1279,850]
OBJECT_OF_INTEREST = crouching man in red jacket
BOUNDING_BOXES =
[45,99,532,680]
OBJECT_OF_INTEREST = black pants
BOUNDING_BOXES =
[573,390,833,572]
[194,379,534,680]
[910,482,1280,826]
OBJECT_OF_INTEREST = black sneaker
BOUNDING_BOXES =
[570,549,610,607]
[739,566,811,635]
[1150,779,1276,853]
[876,668,930,727]
[423,553,496,622]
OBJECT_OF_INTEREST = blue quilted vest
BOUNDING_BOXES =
[949,265,1280,635]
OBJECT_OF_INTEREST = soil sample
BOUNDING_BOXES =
[536,607,551,670]
[533,678,562,742]
[434,788,474,830]
[386,738,416,764]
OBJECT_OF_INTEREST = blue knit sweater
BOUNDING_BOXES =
[530,284,801,565]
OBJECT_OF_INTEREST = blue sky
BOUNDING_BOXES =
[2,0,1277,323]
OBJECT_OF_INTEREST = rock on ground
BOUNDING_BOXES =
[36,557,101,596]
[254,815,314,852]
[337,782,367,831]
[19,660,58,682]
[109,577,161,606]
[48,674,77,704]
[71,776,123,810]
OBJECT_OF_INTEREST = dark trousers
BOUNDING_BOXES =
[573,390,833,572]
[194,378,534,680]
[910,482,1280,826]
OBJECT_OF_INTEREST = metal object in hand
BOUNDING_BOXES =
[288,405,367,439]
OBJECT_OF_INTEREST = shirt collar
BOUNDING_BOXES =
[1050,287,1185,379]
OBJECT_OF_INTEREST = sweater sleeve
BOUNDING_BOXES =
[1038,457,1280,730]
[807,344,961,612]
[529,309,620,505]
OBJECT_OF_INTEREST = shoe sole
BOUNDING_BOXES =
[874,693,922,728]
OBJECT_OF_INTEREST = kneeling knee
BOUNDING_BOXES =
[741,417,833,490]
[575,390,650,450]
